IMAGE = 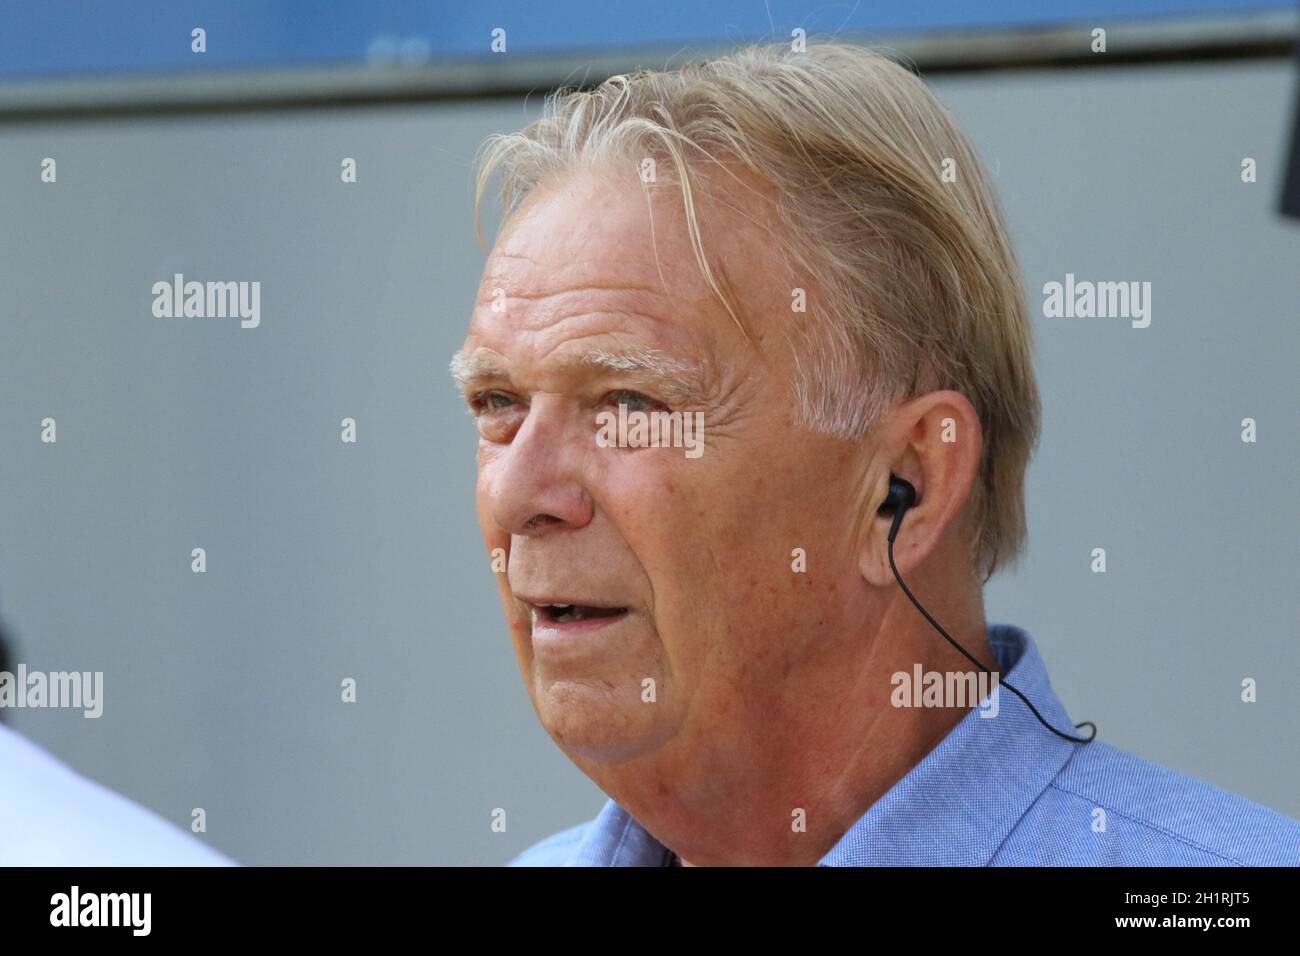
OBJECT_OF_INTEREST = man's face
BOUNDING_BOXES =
[455,161,881,779]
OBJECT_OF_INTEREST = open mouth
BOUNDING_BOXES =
[533,603,629,625]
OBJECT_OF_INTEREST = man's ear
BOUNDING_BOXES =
[858,390,983,588]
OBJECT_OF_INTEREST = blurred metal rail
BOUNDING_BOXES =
[0,10,1294,121]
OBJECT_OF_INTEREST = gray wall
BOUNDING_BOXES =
[0,58,1295,865]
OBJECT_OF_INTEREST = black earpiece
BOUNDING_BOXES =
[880,472,1096,745]
[879,475,917,544]
[881,475,917,512]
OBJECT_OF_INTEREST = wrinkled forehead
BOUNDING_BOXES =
[478,168,705,313]
[470,160,790,343]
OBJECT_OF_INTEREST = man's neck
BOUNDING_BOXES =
[615,590,993,867]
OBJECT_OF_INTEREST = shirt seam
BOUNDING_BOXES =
[607,815,636,867]
[985,744,1084,865]
[1047,781,1248,866]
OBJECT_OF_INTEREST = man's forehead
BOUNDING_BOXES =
[475,167,730,315]
[476,253,678,316]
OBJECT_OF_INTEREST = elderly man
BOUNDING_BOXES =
[451,41,1300,866]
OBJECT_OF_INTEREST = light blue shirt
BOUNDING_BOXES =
[0,722,235,865]
[509,623,1300,866]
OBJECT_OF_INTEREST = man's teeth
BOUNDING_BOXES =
[535,603,623,624]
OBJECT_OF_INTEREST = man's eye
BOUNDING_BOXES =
[606,389,668,414]
[472,391,517,413]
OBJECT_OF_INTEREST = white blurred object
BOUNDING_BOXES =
[0,723,236,866]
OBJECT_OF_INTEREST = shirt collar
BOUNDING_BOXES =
[566,623,1080,866]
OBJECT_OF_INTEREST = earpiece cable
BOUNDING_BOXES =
[886,502,1096,745]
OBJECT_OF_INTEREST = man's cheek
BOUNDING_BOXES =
[473,488,513,622]
[474,472,505,542]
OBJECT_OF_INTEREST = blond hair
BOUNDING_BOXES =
[473,39,1040,583]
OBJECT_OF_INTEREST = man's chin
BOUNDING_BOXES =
[533,676,671,764]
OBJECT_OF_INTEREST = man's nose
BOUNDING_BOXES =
[485,398,595,537]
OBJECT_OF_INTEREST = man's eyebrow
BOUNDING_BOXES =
[448,351,510,392]
[448,346,709,406]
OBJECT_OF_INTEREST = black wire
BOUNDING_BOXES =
[887,534,1096,745]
